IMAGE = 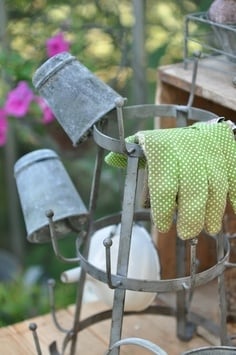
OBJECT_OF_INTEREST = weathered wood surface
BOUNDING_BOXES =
[157,59,236,111]
[1,280,236,354]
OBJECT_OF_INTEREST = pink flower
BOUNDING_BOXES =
[46,32,70,57]
[34,96,55,124]
[0,109,8,146]
[4,81,34,118]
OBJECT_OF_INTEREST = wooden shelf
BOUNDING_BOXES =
[158,59,236,111]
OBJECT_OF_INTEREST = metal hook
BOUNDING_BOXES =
[29,310,67,355]
[182,282,190,291]
[115,97,135,155]
[47,323,75,355]
[29,323,43,355]
[180,238,198,308]
[61,330,75,355]
[103,224,121,289]
[47,279,69,333]
[188,238,198,307]
[103,237,116,289]
[105,337,168,355]
[46,210,81,264]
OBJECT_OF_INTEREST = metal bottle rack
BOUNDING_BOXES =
[14,52,236,354]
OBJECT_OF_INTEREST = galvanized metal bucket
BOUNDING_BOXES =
[32,52,122,146]
[14,149,89,243]
[183,346,236,354]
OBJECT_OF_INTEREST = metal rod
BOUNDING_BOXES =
[176,236,188,341]
[88,146,105,215]
[115,97,135,155]
[67,147,105,355]
[187,51,201,108]
[217,231,230,346]
[67,269,87,355]
[29,323,43,355]
[183,16,189,69]
[115,98,128,155]
[108,155,139,355]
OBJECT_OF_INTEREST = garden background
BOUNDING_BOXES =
[0,0,211,325]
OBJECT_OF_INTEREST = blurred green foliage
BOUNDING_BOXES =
[0,275,77,326]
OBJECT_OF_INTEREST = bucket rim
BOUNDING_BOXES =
[14,149,58,176]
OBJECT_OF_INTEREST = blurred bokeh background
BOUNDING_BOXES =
[0,0,212,325]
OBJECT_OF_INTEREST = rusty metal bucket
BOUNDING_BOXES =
[32,52,122,146]
[14,149,89,243]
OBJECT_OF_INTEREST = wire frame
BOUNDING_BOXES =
[184,12,236,77]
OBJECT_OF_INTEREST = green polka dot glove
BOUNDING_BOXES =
[105,121,236,240]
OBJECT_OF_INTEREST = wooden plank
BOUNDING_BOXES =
[0,307,108,355]
[1,282,236,354]
[158,58,236,111]
[68,301,212,354]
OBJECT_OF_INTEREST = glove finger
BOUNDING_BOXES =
[228,166,236,212]
[104,134,146,168]
[166,126,208,239]
[192,121,236,212]
[204,158,228,235]
[105,151,128,168]
[138,131,178,233]
[223,133,236,212]
[177,155,208,240]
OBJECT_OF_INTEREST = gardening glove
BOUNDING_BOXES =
[136,126,209,239]
[105,121,236,240]
[138,121,236,239]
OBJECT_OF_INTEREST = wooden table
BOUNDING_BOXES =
[1,280,236,355]
[155,58,236,280]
